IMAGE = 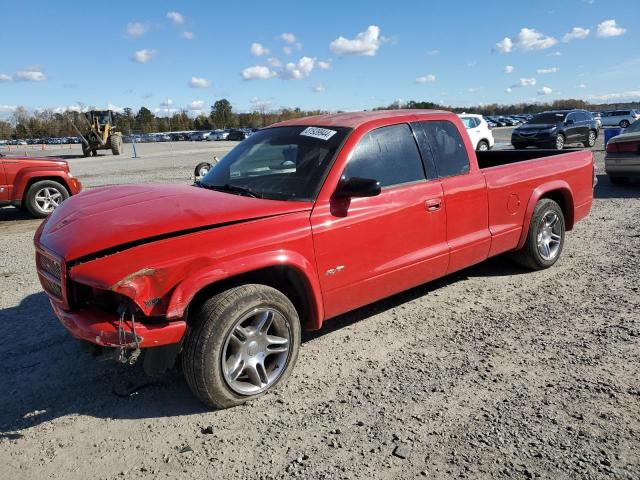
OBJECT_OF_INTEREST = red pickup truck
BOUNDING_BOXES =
[34,110,595,408]
[1,153,81,217]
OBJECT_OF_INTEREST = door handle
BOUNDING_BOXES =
[425,198,441,212]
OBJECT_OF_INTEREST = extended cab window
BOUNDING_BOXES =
[344,124,425,187]
[417,121,470,178]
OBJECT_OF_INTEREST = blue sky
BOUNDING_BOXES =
[1,0,638,117]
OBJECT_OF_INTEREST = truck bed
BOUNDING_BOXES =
[476,149,578,169]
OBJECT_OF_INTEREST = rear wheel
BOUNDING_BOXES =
[24,180,69,218]
[476,140,490,152]
[513,199,565,270]
[182,284,301,409]
[81,144,91,157]
[584,130,596,148]
[620,120,630,129]
[609,176,629,185]
[554,134,565,150]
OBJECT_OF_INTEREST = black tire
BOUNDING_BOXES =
[110,134,123,155]
[554,134,565,150]
[620,120,630,129]
[82,144,91,157]
[194,162,211,177]
[583,130,597,148]
[182,284,301,409]
[24,180,69,218]
[476,140,490,152]
[512,198,565,270]
[609,176,629,185]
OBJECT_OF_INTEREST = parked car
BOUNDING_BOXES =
[486,116,506,127]
[458,114,495,151]
[207,129,230,141]
[190,131,212,141]
[590,112,603,130]
[605,118,640,184]
[0,153,81,217]
[35,109,596,409]
[600,109,640,129]
[227,129,248,141]
[511,110,598,150]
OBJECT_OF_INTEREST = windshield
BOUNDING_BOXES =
[528,112,566,124]
[199,125,351,201]
[624,120,640,133]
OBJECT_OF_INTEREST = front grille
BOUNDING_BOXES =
[41,275,63,299]
[36,252,62,281]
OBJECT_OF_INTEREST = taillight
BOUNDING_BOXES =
[607,140,640,153]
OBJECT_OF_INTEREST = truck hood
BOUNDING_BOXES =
[38,183,312,261]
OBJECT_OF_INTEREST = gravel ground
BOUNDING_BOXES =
[1,132,638,479]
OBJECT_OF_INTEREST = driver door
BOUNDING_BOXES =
[0,158,9,203]
[311,123,449,319]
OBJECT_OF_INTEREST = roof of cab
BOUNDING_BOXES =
[269,109,451,129]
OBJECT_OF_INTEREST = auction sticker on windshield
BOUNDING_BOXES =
[300,127,337,141]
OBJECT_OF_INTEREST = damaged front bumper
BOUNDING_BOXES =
[50,301,187,348]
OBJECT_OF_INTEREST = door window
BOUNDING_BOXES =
[416,121,470,178]
[344,124,425,187]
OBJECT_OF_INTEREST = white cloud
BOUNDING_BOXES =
[547,51,562,57]
[504,65,514,74]
[467,61,477,67]
[241,65,277,80]
[317,60,332,70]
[330,25,382,56]
[562,27,590,42]
[107,103,124,113]
[182,31,194,40]
[0,73,12,82]
[126,22,149,38]
[468,87,478,93]
[267,57,282,67]
[283,46,293,55]
[189,100,204,111]
[166,11,185,25]
[537,67,559,74]
[512,77,537,88]
[505,87,513,93]
[15,68,47,81]
[415,74,436,84]
[538,86,553,95]
[283,56,315,80]
[516,28,557,50]
[495,37,513,53]
[313,83,325,93]
[578,83,587,88]
[250,42,269,56]
[427,49,440,56]
[587,90,640,101]
[188,76,211,88]
[597,19,626,38]
[132,49,155,63]
[0,105,17,113]
[280,32,296,44]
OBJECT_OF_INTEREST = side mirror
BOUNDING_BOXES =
[334,176,381,198]
[565,119,574,125]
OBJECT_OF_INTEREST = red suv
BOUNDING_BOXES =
[0,153,81,218]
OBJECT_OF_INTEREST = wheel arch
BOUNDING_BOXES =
[19,175,71,206]
[166,253,324,331]
[516,181,575,250]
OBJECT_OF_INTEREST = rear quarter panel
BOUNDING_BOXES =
[482,150,594,256]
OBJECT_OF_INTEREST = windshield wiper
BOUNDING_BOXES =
[196,182,262,198]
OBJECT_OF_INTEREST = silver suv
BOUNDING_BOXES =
[600,109,640,128]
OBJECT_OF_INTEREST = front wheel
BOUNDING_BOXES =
[194,162,211,177]
[182,284,301,409]
[512,198,565,270]
[554,134,565,150]
[110,134,123,155]
[620,120,630,129]
[584,130,596,148]
[24,180,69,218]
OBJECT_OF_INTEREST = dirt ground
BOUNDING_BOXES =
[1,134,638,479]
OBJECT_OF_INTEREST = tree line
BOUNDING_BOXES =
[2,97,639,140]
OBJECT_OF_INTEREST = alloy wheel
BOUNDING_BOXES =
[536,211,562,261]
